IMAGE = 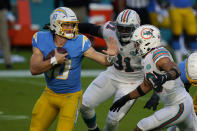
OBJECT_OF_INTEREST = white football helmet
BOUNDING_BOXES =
[50,7,79,39]
[186,52,197,86]
[131,25,161,56]
[115,9,140,46]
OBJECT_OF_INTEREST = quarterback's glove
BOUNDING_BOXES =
[144,92,159,111]
[148,71,171,89]
[110,94,131,112]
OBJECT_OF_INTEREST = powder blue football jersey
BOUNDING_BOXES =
[32,31,91,93]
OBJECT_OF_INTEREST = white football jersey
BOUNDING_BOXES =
[142,47,187,106]
[102,21,144,83]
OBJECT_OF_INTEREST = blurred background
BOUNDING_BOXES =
[1,0,197,69]
[0,0,197,130]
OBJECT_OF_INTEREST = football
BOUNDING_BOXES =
[46,47,67,60]
[46,47,67,79]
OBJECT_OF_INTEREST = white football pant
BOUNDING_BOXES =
[81,71,142,131]
[137,93,197,131]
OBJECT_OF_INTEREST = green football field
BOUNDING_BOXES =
[0,76,197,131]
[0,49,196,130]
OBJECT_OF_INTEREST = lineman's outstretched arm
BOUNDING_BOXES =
[78,23,103,38]
[84,37,118,66]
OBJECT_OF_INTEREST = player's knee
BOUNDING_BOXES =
[80,104,95,118]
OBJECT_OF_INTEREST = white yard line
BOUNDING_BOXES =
[0,70,104,78]
[0,115,29,120]
[0,111,29,120]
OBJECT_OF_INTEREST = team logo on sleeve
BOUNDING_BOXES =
[146,64,151,70]
[140,28,155,39]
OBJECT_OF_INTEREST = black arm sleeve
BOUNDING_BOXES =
[78,23,103,38]
[184,83,191,92]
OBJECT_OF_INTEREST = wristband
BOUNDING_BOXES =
[107,55,116,65]
[137,85,146,96]
[50,57,57,66]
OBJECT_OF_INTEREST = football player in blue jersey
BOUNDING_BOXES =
[160,0,197,63]
[179,52,197,115]
[29,7,118,131]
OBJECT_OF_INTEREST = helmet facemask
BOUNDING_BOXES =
[116,24,139,46]
[56,20,79,39]
[133,40,144,56]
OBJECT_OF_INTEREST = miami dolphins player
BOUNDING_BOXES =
[110,25,197,130]
[179,52,197,115]
[78,9,144,131]
[29,7,118,131]
[143,52,197,115]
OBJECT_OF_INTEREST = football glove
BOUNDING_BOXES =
[184,83,191,92]
[148,71,171,89]
[110,94,131,112]
[144,92,159,111]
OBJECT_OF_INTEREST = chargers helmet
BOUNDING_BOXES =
[115,9,140,46]
[131,25,161,56]
[50,7,79,39]
[186,52,197,86]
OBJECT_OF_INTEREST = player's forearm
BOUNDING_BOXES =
[161,66,180,81]
[159,60,180,80]
[166,67,180,80]
[84,48,114,66]
[128,89,142,100]
[78,23,103,38]
[129,82,152,100]
[30,59,52,75]
[92,53,112,66]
